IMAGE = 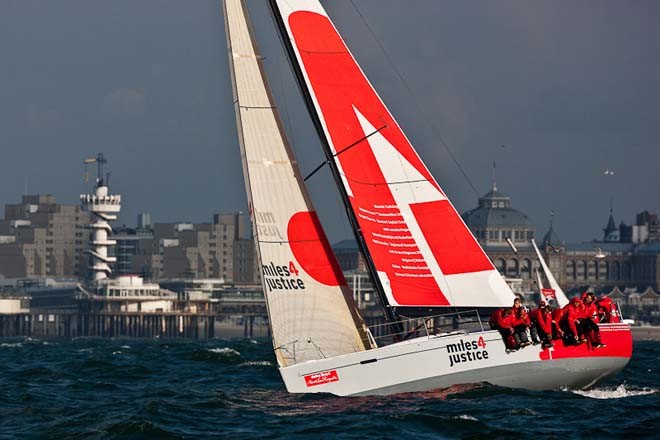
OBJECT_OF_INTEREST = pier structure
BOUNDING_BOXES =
[80,153,121,283]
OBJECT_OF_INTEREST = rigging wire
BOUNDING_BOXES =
[348,0,481,201]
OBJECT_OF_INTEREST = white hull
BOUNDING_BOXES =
[280,324,631,396]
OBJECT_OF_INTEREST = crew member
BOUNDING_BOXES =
[581,292,605,348]
[490,308,518,350]
[530,301,554,348]
[551,306,565,341]
[562,297,585,345]
[596,296,621,323]
[511,298,531,347]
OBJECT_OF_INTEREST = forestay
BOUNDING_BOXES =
[271,0,516,308]
[223,0,371,367]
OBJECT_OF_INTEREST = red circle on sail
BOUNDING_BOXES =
[288,211,345,286]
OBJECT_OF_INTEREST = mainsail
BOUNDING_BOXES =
[223,0,372,367]
[270,0,515,308]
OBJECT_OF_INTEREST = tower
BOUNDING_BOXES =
[80,153,121,283]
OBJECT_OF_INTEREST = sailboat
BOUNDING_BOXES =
[223,0,632,396]
[531,238,569,307]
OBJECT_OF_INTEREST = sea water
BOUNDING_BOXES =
[0,338,657,439]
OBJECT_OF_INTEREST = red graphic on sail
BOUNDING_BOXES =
[288,211,345,286]
[541,288,556,301]
[288,11,494,306]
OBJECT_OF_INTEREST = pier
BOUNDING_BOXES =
[0,309,269,339]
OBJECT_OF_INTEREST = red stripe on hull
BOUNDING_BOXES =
[539,325,632,361]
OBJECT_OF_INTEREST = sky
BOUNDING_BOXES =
[1,0,658,244]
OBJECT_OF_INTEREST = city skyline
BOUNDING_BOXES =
[1,1,658,243]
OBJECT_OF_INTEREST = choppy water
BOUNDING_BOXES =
[0,338,657,439]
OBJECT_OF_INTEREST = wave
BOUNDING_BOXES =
[0,342,23,348]
[238,360,274,367]
[454,414,478,421]
[571,384,657,399]
[207,347,241,356]
[181,346,242,363]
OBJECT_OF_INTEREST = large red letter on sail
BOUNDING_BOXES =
[289,12,494,306]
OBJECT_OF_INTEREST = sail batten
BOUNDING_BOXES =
[271,0,516,308]
[223,0,371,367]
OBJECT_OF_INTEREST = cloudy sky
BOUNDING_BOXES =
[1,0,658,243]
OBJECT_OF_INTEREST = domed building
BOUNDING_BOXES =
[461,182,535,248]
[461,182,541,295]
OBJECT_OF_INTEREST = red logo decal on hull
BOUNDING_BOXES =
[304,370,339,387]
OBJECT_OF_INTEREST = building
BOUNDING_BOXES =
[461,182,540,294]
[332,183,660,303]
[123,212,258,283]
[111,219,156,276]
[0,195,88,279]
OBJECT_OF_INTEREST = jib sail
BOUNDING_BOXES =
[270,0,515,308]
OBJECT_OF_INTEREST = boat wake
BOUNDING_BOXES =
[570,383,657,399]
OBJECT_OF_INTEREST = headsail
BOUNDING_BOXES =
[270,0,515,308]
[223,0,372,367]
[531,239,569,307]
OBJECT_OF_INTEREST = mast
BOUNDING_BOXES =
[267,0,399,325]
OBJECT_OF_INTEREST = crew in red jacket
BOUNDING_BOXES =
[562,297,585,344]
[551,306,565,340]
[529,301,554,348]
[489,308,518,350]
[581,292,605,348]
[511,298,531,347]
[596,296,621,323]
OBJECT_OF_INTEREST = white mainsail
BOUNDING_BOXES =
[223,0,372,367]
[270,0,516,308]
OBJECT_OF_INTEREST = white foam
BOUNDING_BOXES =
[0,342,22,348]
[572,384,657,400]
[207,347,241,356]
[239,360,274,367]
[454,414,478,421]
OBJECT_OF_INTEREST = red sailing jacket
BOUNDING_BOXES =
[511,308,530,328]
[530,308,552,335]
[564,300,584,336]
[596,297,621,323]
[552,307,564,325]
[583,301,599,323]
[490,309,513,332]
